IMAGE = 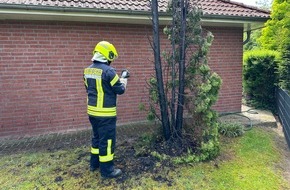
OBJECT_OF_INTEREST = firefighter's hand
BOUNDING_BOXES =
[120,78,127,88]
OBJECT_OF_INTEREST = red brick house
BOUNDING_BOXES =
[0,0,269,138]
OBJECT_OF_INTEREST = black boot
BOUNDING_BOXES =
[100,162,122,178]
[90,154,99,172]
[101,168,122,178]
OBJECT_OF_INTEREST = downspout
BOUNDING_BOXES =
[243,25,267,45]
[243,30,251,45]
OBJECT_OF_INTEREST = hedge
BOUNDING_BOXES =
[243,50,280,110]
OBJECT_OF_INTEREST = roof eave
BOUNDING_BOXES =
[0,4,269,30]
[0,3,155,16]
[202,14,269,31]
[0,4,159,24]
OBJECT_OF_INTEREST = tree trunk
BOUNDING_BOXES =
[151,0,171,140]
[170,0,177,132]
[175,0,187,137]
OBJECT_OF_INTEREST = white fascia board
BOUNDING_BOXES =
[0,9,157,24]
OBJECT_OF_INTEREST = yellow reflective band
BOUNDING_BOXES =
[87,105,117,117]
[91,147,99,154]
[99,154,114,162]
[88,110,116,117]
[99,139,114,162]
[110,74,119,86]
[88,106,116,112]
[96,79,104,108]
[107,139,112,155]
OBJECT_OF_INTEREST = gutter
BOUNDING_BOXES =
[0,3,157,16]
[0,3,269,26]
[0,3,169,25]
[202,14,269,23]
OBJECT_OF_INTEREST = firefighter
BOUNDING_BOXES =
[83,41,128,178]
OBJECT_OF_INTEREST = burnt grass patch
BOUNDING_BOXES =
[0,123,202,187]
[113,138,169,184]
[111,132,198,185]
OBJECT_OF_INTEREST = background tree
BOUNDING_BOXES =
[258,0,290,91]
[258,0,289,50]
[243,0,272,51]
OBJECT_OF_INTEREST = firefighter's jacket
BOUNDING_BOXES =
[84,61,125,117]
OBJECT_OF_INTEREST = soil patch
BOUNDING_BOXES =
[112,137,176,185]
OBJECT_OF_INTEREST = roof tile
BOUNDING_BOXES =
[0,0,270,18]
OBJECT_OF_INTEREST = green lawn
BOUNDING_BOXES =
[0,127,289,190]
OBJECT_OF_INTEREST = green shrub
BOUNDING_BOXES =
[243,50,280,110]
[218,122,244,138]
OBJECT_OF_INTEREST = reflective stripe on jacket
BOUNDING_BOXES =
[84,61,125,117]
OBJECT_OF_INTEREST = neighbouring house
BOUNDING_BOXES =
[0,0,269,138]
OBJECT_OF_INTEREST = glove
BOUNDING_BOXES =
[120,78,128,89]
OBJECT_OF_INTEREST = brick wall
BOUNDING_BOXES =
[208,27,243,112]
[0,21,243,138]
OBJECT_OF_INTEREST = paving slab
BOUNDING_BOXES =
[219,105,277,128]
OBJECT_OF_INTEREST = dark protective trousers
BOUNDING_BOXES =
[89,116,116,176]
